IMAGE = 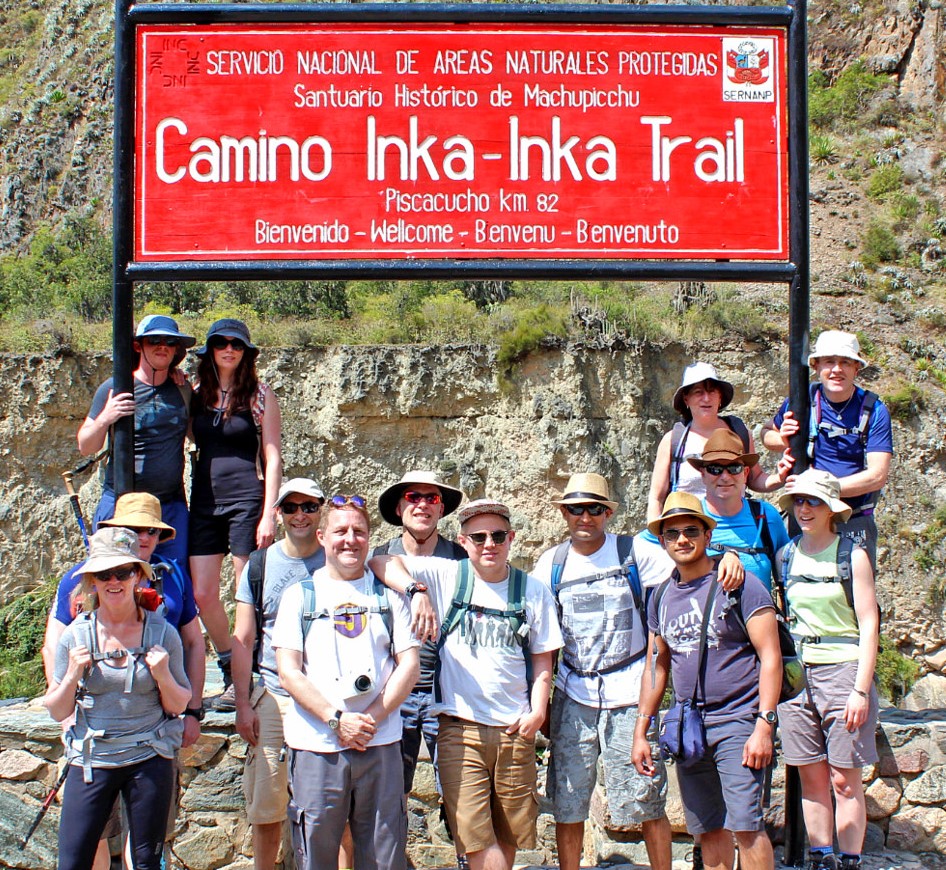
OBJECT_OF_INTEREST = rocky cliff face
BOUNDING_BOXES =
[2,342,945,673]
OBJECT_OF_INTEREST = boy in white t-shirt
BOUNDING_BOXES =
[372,499,563,870]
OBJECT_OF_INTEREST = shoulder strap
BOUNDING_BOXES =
[836,536,856,610]
[857,390,878,448]
[550,540,572,598]
[747,498,779,587]
[669,421,691,490]
[439,559,474,639]
[652,577,671,633]
[177,381,193,415]
[141,610,168,651]
[808,382,821,460]
[251,383,266,431]
[372,574,394,645]
[722,415,751,453]
[300,577,317,642]
[615,534,645,624]
[248,547,269,670]
[507,566,528,636]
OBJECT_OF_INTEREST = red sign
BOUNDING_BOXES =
[135,23,788,262]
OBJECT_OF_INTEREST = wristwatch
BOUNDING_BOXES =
[184,706,205,722]
[405,582,429,599]
[328,709,343,731]
[757,710,778,725]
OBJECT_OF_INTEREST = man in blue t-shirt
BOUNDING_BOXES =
[761,330,893,565]
[687,429,791,590]
[633,492,781,870]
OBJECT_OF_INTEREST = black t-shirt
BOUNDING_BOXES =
[191,407,262,506]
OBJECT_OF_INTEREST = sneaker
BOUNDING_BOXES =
[806,852,839,870]
[686,845,703,870]
[457,856,470,870]
[213,682,236,712]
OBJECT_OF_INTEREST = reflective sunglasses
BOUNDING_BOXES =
[661,525,705,543]
[142,335,180,347]
[563,503,608,517]
[793,496,825,508]
[209,336,247,352]
[331,494,367,509]
[703,463,746,476]
[92,566,139,583]
[403,491,442,506]
[281,501,322,515]
[464,530,510,546]
[134,527,161,537]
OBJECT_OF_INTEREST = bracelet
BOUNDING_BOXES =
[852,688,869,699]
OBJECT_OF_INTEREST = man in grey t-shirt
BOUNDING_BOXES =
[231,478,325,870]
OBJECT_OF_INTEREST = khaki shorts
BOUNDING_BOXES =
[243,684,292,825]
[437,715,539,855]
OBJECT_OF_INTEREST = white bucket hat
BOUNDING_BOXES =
[672,362,735,416]
[778,469,853,522]
[807,331,867,368]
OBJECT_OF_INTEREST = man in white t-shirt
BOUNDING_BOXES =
[372,499,563,870]
[273,495,420,870]
[532,473,673,870]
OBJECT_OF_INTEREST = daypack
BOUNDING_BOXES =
[807,382,878,463]
[549,534,648,676]
[670,415,751,491]
[298,574,394,651]
[73,609,169,694]
[779,535,880,647]
[435,559,531,702]
[247,546,269,673]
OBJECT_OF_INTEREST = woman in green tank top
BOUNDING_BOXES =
[775,470,879,870]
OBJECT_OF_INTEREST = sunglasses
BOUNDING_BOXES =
[563,503,608,517]
[793,496,825,508]
[331,494,367,509]
[662,525,705,543]
[403,491,442,506]
[281,500,322,515]
[209,336,247,352]
[92,566,138,583]
[134,527,161,537]
[142,336,180,347]
[464,530,511,546]
[703,463,746,476]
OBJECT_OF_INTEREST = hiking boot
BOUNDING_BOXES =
[806,852,839,870]
[687,844,703,870]
[213,659,235,712]
[839,857,861,870]
[457,856,470,870]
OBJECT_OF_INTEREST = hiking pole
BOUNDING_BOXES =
[62,471,90,551]
[19,762,69,850]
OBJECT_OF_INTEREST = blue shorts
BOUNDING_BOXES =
[675,717,766,835]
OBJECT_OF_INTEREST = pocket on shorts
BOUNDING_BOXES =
[287,800,308,863]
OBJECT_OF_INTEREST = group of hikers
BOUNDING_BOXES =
[38,315,893,870]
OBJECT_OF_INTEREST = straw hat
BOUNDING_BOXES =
[686,429,759,469]
[552,473,618,510]
[647,491,717,537]
[99,492,175,541]
[456,499,511,527]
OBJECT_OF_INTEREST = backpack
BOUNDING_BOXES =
[779,535,880,647]
[807,383,878,465]
[670,415,751,491]
[298,574,394,651]
[247,547,269,673]
[549,534,648,676]
[73,610,169,695]
[435,559,531,702]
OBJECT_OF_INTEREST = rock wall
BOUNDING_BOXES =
[1,344,945,671]
[0,701,944,869]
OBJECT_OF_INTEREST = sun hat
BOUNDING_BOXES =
[195,318,259,358]
[275,478,326,508]
[552,473,619,511]
[98,493,175,541]
[777,469,852,522]
[456,499,511,527]
[807,330,868,368]
[82,527,154,580]
[686,429,760,470]
[647,491,717,537]
[378,471,465,526]
[135,314,196,348]
[672,362,735,417]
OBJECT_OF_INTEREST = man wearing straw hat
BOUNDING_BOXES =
[761,330,893,566]
[532,473,673,870]
[633,492,781,870]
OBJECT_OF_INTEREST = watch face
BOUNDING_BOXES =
[760,711,777,724]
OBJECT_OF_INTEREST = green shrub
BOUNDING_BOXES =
[808,61,889,130]
[0,577,57,699]
[495,304,567,388]
[810,133,839,164]
[866,164,905,201]
[861,221,900,268]
[883,384,924,421]
[875,637,921,704]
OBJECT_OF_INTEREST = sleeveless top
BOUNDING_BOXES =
[191,407,263,506]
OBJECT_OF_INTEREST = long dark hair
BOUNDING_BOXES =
[194,350,259,420]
